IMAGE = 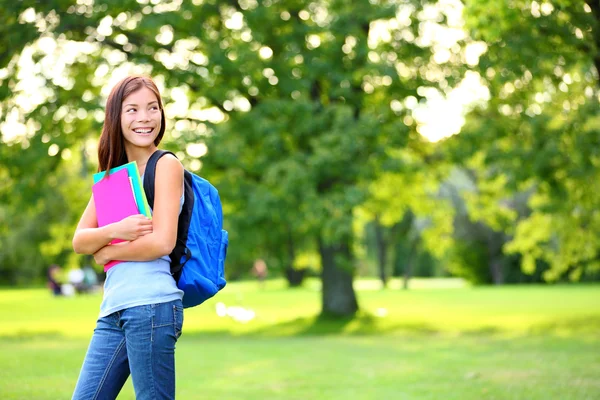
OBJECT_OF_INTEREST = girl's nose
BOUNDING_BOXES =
[137,110,150,122]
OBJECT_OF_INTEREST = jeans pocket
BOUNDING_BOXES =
[173,304,183,339]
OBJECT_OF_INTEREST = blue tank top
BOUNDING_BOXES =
[98,179,185,318]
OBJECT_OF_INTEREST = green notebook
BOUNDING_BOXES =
[93,161,152,218]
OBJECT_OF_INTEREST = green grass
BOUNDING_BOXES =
[0,278,599,399]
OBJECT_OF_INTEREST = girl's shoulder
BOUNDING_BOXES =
[155,153,184,173]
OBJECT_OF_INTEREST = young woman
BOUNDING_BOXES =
[72,75,184,400]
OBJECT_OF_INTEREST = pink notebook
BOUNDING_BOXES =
[92,167,140,271]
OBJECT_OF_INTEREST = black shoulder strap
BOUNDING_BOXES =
[142,149,194,282]
[143,150,176,209]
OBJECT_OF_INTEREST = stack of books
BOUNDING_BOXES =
[91,161,151,271]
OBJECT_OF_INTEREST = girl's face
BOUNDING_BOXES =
[120,86,162,150]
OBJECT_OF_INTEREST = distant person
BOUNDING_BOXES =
[67,267,85,293]
[47,264,62,296]
[252,258,268,288]
[81,265,99,293]
[71,75,184,399]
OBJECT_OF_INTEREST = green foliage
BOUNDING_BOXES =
[2,1,464,315]
[0,151,91,284]
[446,237,490,284]
[392,238,439,278]
[453,0,600,281]
[5,0,598,290]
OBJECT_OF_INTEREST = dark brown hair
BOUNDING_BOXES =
[97,75,166,172]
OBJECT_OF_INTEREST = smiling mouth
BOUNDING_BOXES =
[133,128,154,134]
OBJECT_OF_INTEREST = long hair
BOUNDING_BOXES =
[97,75,166,172]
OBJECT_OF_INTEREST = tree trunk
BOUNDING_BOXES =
[490,257,504,285]
[487,231,504,285]
[403,239,417,290]
[285,267,306,287]
[373,214,387,288]
[284,224,305,287]
[318,236,359,317]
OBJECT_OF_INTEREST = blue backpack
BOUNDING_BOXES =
[143,150,227,308]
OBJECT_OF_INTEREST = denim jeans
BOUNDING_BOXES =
[72,299,183,400]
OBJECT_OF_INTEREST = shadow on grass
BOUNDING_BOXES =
[182,313,600,339]
[527,315,600,335]
[183,313,504,339]
[3,315,599,342]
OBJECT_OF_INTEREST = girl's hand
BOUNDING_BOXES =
[93,246,111,265]
[112,215,153,241]
[94,242,127,265]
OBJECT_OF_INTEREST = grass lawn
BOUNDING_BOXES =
[0,278,599,399]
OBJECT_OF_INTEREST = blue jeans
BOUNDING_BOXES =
[72,299,183,400]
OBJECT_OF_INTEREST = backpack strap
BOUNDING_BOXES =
[143,150,174,209]
[143,150,194,281]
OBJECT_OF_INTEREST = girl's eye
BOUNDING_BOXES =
[126,108,136,113]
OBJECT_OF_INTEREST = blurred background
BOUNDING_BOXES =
[1,1,600,398]
[2,0,599,311]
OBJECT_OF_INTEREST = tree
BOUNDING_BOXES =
[452,0,600,281]
[2,1,466,313]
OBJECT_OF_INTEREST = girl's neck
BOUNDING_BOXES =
[125,145,157,175]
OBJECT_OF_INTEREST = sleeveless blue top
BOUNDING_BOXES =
[99,178,185,318]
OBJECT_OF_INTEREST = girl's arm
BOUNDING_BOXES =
[72,196,153,255]
[93,155,184,264]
